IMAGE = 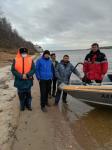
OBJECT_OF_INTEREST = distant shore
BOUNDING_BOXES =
[51,47,112,52]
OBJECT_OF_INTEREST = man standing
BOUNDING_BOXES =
[55,55,82,105]
[36,50,53,112]
[49,53,58,97]
[11,48,35,111]
[83,43,108,85]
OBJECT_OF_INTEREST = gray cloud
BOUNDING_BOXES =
[1,0,112,49]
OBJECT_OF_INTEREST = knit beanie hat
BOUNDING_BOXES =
[43,50,50,56]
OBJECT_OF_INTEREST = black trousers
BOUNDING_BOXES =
[86,79,102,84]
[39,80,51,108]
[49,78,57,95]
[55,88,67,104]
[82,76,102,84]
[18,90,32,109]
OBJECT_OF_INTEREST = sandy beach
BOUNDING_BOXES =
[12,78,81,150]
[0,57,81,150]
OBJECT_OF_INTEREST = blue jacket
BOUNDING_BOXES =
[36,56,53,80]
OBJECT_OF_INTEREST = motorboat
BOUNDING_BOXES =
[60,63,112,107]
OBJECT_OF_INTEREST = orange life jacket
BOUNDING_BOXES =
[15,51,32,74]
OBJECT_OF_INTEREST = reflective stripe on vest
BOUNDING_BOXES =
[15,56,32,74]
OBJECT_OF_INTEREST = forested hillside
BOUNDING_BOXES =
[0,17,37,54]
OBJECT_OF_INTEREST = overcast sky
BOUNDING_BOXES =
[1,0,112,50]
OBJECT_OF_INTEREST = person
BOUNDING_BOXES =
[11,48,35,111]
[36,50,54,112]
[55,55,82,105]
[83,43,108,85]
[49,53,58,97]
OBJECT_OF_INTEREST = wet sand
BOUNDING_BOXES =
[12,79,81,150]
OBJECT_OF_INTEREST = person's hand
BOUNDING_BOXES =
[23,74,27,79]
[82,76,86,82]
[82,74,88,81]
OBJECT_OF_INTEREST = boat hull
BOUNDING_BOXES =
[68,90,112,106]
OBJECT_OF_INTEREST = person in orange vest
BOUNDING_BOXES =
[11,48,35,111]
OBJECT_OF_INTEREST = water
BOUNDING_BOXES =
[54,49,112,150]
[55,49,112,71]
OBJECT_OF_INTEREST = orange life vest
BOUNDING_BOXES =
[15,51,32,74]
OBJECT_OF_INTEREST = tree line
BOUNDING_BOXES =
[0,16,37,54]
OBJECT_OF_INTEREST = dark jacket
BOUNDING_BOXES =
[52,60,58,68]
[55,60,81,84]
[52,60,58,79]
[36,56,54,80]
[11,59,35,91]
[83,50,108,81]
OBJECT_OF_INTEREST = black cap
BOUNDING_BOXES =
[19,48,28,54]
[43,50,50,56]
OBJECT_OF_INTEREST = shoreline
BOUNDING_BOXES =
[0,55,82,150]
[0,66,19,150]
[12,78,82,150]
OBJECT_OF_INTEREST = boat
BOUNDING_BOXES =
[60,63,112,107]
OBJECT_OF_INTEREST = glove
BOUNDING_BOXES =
[82,76,92,84]
[82,76,86,82]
